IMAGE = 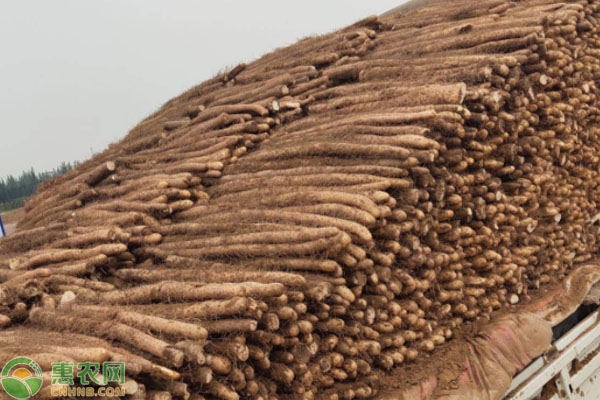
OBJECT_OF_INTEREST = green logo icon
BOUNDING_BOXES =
[1,357,43,399]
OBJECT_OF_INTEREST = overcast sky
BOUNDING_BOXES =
[0,0,407,181]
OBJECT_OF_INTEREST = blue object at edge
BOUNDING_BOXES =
[0,215,5,237]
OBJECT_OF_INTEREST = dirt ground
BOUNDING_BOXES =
[1,208,23,235]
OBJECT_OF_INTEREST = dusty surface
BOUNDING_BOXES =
[4,224,16,235]
[1,208,23,236]
[1,207,24,225]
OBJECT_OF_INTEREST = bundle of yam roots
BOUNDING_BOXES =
[2,0,600,398]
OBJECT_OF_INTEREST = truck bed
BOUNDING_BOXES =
[504,305,600,399]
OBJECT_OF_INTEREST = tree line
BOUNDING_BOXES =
[0,162,76,208]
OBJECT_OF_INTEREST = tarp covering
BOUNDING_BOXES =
[378,262,600,400]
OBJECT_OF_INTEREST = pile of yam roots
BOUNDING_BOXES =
[2,0,600,399]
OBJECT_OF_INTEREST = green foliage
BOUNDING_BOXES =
[0,162,76,208]
[0,197,26,213]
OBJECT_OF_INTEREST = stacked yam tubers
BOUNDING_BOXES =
[3,0,600,398]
